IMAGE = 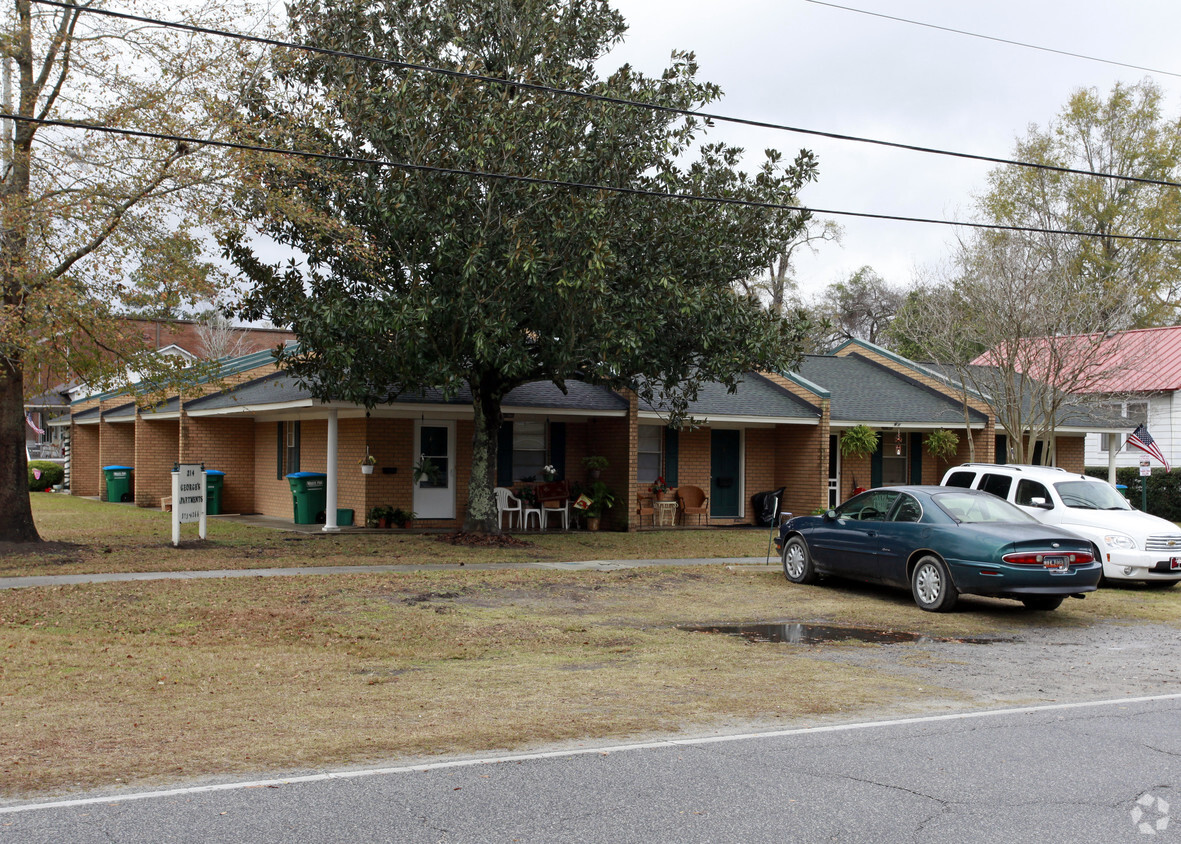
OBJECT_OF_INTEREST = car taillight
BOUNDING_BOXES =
[1002,551,1094,565]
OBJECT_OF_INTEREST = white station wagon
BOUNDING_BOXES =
[940,464,1181,586]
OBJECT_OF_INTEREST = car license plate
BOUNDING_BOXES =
[1043,555,1070,573]
[1171,557,1181,571]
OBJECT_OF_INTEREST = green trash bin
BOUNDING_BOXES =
[206,470,225,516]
[336,508,354,527]
[102,465,134,503]
[286,472,327,524]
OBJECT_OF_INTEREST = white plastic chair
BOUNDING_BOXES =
[494,486,522,531]
[542,498,569,530]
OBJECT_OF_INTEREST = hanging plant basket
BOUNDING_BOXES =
[839,425,880,459]
[361,464,374,475]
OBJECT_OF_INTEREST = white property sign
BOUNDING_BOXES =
[171,464,207,546]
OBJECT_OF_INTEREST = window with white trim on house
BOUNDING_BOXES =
[1101,400,1148,451]
[637,426,662,483]
[512,420,547,480]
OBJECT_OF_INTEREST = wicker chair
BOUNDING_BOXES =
[676,485,709,526]
[636,492,655,527]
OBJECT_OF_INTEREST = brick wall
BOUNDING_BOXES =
[775,423,828,518]
[254,421,290,518]
[1056,436,1085,472]
[181,417,257,513]
[586,410,634,530]
[744,428,777,521]
[675,427,713,523]
[97,421,136,501]
[134,418,179,507]
[70,424,100,497]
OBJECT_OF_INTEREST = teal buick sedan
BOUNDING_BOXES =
[774,486,1102,612]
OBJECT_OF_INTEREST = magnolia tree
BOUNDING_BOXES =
[0,0,264,543]
[231,0,819,533]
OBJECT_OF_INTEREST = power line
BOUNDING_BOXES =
[7,111,1181,245]
[804,0,1181,80]
[28,0,1181,192]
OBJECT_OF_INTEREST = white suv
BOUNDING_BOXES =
[940,464,1181,586]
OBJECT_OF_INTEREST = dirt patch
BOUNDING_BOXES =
[434,531,535,548]
[0,540,78,559]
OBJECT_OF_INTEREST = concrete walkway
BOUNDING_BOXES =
[0,558,779,590]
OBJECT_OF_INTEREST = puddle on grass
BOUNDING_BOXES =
[678,622,1009,646]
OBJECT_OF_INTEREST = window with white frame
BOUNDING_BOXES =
[1101,400,1148,451]
[512,421,547,480]
[637,426,662,483]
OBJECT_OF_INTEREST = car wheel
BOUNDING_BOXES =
[1021,596,1064,611]
[781,536,818,584]
[911,555,958,612]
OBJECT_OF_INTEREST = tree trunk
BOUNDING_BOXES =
[0,356,41,543]
[463,378,505,534]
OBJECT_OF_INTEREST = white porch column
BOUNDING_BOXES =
[323,407,340,532]
[1108,438,1118,487]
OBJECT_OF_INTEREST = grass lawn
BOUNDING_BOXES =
[2,495,1179,798]
[1,494,771,578]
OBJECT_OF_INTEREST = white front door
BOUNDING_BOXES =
[413,420,456,519]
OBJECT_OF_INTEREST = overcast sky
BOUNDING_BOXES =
[604,0,1181,300]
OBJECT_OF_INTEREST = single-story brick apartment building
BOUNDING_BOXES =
[52,339,1123,530]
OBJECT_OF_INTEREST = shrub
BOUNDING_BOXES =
[28,460,64,491]
[1085,467,1181,522]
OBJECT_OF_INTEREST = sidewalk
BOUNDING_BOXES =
[0,557,780,590]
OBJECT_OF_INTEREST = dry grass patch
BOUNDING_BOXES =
[1,495,769,577]
[2,566,960,797]
[4,561,1176,798]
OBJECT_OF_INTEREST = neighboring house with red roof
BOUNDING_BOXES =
[974,326,1181,473]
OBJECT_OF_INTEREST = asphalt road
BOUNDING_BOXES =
[4,695,1178,843]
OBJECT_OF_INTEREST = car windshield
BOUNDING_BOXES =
[932,491,1038,524]
[1053,480,1132,511]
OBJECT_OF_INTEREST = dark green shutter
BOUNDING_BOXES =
[910,432,923,483]
[871,441,883,489]
[497,422,514,486]
[276,423,284,479]
[664,428,679,486]
[549,422,566,480]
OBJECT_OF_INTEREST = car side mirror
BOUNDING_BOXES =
[1030,497,1052,509]
[823,509,838,521]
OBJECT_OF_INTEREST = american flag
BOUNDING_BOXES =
[1128,424,1170,473]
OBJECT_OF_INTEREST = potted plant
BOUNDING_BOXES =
[583,455,609,480]
[359,451,377,475]
[413,456,442,486]
[584,481,616,530]
[368,505,392,528]
[390,507,415,528]
[925,429,960,463]
[650,476,673,501]
[541,464,558,482]
[839,425,879,493]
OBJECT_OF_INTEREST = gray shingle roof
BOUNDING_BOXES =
[794,354,986,425]
[101,402,137,421]
[638,372,820,420]
[185,371,629,413]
